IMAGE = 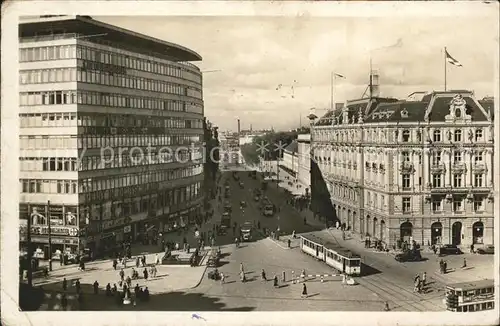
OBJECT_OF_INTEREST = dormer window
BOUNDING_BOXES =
[400,108,409,118]
[433,129,441,142]
[402,130,410,142]
[454,129,462,142]
[416,129,422,142]
[475,129,483,141]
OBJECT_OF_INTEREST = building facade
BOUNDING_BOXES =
[297,134,311,192]
[18,15,205,258]
[281,140,298,177]
[311,91,494,249]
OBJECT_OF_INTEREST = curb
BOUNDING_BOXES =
[267,237,291,250]
[173,250,210,291]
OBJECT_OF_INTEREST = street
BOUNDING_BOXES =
[30,170,493,312]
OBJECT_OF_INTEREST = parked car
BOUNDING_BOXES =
[475,245,494,255]
[395,249,422,262]
[439,244,462,256]
[240,200,247,208]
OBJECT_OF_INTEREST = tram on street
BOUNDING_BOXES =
[444,279,494,312]
[299,234,362,276]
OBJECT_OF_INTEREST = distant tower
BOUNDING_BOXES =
[370,69,380,97]
[237,119,241,135]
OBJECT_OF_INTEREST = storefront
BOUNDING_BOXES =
[19,224,80,260]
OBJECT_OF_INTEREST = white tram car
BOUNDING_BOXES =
[300,234,361,276]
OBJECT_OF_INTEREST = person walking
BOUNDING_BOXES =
[113,259,118,270]
[462,258,467,268]
[422,272,427,287]
[93,280,99,295]
[261,269,267,281]
[62,278,67,291]
[155,253,159,265]
[119,268,125,281]
[384,301,390,311]
[273,275,279,288]
[135,257,140,268]
[220,272,225,284]
[75,279,81,294]
[240,263,244,274]
[301,283,308,298]
[143,267,149,281]
[61,293,68,311]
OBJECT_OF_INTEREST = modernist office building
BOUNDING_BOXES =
[19,16,205,257]
[312,89,495,249]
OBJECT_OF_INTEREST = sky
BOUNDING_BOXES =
[98,14,498,131]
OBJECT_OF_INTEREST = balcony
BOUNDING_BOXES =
[451,162,467,172]
[430,163,446,172]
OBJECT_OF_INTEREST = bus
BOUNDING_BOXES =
[445,279,494,312]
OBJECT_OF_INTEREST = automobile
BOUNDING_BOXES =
[439,244,462,256]
[239,182,244,189]
[240,200,247,208]
[395,249,422,262]
[475,245,494,255]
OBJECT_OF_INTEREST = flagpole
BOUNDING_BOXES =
[444,47,447,91]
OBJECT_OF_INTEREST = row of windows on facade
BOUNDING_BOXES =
[19,66,203,98]
[315,149,486,167]
[19,90,203,114]
[400,173,487,189]
[362,193,486,213]
[19,44,201,84]
[20,164,203,194]
[20,134,202,150]
[19,151,204,172]
[314,128,487,143]
[81,182,203,221]
[19,112,203,130]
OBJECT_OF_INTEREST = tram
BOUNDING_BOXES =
[299,234,361,276]
[445,279,494,312]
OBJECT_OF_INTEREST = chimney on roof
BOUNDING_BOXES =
[371,70,380,97]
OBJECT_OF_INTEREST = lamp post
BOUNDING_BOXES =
[47,200,53,272]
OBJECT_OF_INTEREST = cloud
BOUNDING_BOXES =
[97,15,498,131]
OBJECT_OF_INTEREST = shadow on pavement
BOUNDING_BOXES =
[360,263,381,277]
[23,277,256,311]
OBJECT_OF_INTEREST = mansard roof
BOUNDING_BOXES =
[365,91,491,124]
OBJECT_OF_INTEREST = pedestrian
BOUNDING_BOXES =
[443,261,447,274]
[220,272,225,284]
[134,284,140,297]
[422,272,427,287]
[155,253,159,265]
[175,242,180,250]
[119,268,125,281]
[240,263,244,273]
[143,268,149,280]
[136,257,140,268]
[301,283,308,298]
[470,244,474,254]
[61,293,68,311]
[106,283,111,296]
[462,258,467,268]
[261,269,267,281]
[282,271,286,283]
[62,277,67,291]
[384,301,390,311]
[113,259,118,270]
[93,280,99,295]
[75,279,81,294]
[123,257,127,268]
[273,275,278,287]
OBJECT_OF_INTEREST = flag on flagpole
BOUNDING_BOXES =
[445,49,463,67]
[334,73,346,79]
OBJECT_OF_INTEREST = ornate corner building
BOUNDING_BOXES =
[311,91,494,249]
